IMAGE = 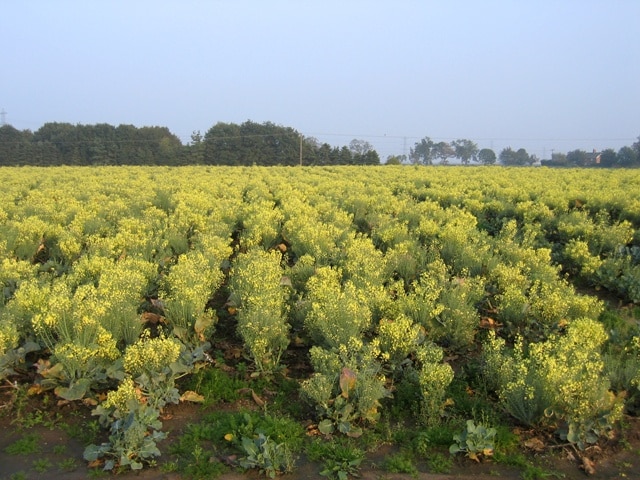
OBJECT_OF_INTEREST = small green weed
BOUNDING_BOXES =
[4,433,41,455]
[9,472,27,480]
[521,464,564,480]
[62,419,100,444]
[180,444,227,479]
[159,460,179,472]
[57,458,78,472]
[53,444,67,455]
[306,438,365,480]
[412,430,430,457]
[426,452,452,473]
[32,458,53,473]
[188,366,245,405]
[384,451,418,475]
[14,408,62,430]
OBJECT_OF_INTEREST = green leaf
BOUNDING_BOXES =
[55,378,92,401]
[83,444,102,461]
[318,419,334,435]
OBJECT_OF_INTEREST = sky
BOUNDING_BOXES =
[2,0,639,161]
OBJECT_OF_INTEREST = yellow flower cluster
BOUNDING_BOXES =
[229,248,289,372]
[378,315,420,363]
[305,266,371,349]
[103,377,141,413]
[484,319,620,428]
[123,333,182,377]
[0,319,19,357]
[240,200,284,249]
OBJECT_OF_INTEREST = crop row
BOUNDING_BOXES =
[1,165,639,471]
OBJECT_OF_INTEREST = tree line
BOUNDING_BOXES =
[1,120,638,167]
[0,120,379,167]
[388,135,640,167]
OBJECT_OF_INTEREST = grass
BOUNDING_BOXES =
[4,433,41,455]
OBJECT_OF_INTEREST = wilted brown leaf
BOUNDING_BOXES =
[180,390,205,403]
[339,367,357,399]
[479,317,503,329]
[251,389,265,407]
[582,456,596,475]
[141,312,165,325]
[524,437,545,453]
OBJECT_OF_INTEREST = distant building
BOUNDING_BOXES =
[586,149,602,165]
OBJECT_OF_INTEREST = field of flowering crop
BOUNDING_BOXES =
[1,165,639,476]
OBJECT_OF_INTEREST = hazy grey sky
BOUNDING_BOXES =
[3,0,639,160]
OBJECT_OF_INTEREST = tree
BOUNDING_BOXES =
[499,147,530,166]
[598,148,617,167]
[452,139,479,164]
[186,130,205,164]
[617,146,638,167]
[477,148,496,165]
[349,139,379,165]
[410,137,435,165]
[0,125,33,165]
[566,149,589,167]
[433,141,455,164]
[385,154,405,165]
[349,139,374,156]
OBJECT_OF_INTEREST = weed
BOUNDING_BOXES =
[62,418,100,444]
[384,450,418,475]
[422,422,460,447]
[179,444,227,479]
[57,458,78,472]
[412,430,431,457]
[160,460,179,472]
[426,452,452,473]
[9,472,27,480]
[32,458,53,473]
[53,444,67,455]
[14,408,60,429]
[307,437,365,480]
[521,464,564,480]
[188,365,244,405]
[4,433,40,455]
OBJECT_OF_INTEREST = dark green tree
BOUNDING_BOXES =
[566,149,589,166]
[617,146,638,167]
[598,148,617,167]
[410,137,435,165]
[499,147,530,166]
[385,154,405,165]
[0,125,33,165]
[433,141,455,164]
[477,148,496,165]
[452,139,479,164]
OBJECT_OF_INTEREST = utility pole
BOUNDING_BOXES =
[0,108,6,126]
[299,134,303,166]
